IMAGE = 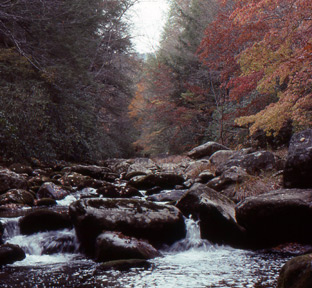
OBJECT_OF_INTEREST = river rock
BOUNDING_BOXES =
[64,164,112,180]
[37,182,70,200]
[176,183,244,246]
[0,222,3,244]
[128,173,185,190]
[147,190,187,203]
[69,198,186,256]
[208,150,235,167]
[58,172,105,189]
[196,171,215,184]
[283,129,312,188]
[35,198,57,207]
[95,231,161,262]
[9,163,33,176]
[207,166,248,191]
[187,142,230,159]
[97,183,141,198]
[0,168,28,194]
[183,160,211,180]
[0,189,34,206]
[19,209,72,235]
[0,244,26,266]
[235,189,312,248]
[216,150,276,175]
[277,254,312,288]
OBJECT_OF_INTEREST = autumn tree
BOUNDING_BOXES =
[129,0,220,155]
[199,0,312,145]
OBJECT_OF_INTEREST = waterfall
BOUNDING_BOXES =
[168,216,215,252]
[1,217,81,266]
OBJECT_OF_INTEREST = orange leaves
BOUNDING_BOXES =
[200,0,312,136]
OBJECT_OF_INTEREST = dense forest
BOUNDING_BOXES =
[129,0,312,155]
[0,0,311,162]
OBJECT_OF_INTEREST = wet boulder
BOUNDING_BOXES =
[128,173,185,190]
[0,244,25,265]
[187,142,230,159]
[216,150,276,175]
[95,231,161,262]
[97,183,141,198]
[37,182,70,200]
[19,209,72,235]
[69,198,186,256]
[176,183,244,246]
[283,129,312,188]
[0,168,28,194]
[277,254,312,288]
[235,189,312,248]
[0,189,35,207]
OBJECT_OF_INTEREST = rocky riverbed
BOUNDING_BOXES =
[0,129,311,287]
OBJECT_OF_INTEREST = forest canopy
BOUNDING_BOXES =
[129,0,312,155]
[0,0,136,163]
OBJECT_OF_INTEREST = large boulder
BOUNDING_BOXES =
[235,189,312,248]
[176,183,244,246]
[0,244,25,266]
[0,189,35,207]
[187,142,230,159]
[37,182,70,200]
[95,231,161,262]
[19,209,72,235]
[0,168,28,194]
[283,129,312,188]
[128,173,185,190]
[97,183,141,198]
[216,150,276,175]
[277,254,312,288]
[69,198,186,256]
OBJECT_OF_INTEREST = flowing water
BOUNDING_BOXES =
[0,195,290,288]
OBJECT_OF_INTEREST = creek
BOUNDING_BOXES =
[0,193,290,288]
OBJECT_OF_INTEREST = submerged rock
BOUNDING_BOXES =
[277,254,312,288]
[95,231,161,262]
[283,129,312,188]
[236,189,312,248]
[0,243,25,266]
[69,198,186,256]
[176,183,244,246]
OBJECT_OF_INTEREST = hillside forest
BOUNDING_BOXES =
[1,0,311,163]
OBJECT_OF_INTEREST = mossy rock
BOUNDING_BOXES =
[277,254,312,288]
